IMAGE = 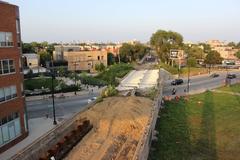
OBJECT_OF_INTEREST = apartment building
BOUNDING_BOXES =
[22,53,39,68]
[207,40,238,61]
[0,1,28,153]
[64,51,108,73]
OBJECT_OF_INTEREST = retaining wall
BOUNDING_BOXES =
[10,102,96,160]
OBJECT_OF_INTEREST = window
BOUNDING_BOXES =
[0,88,5,102]
[9,60,15,72]
[0,85,17,103]
[98,56,100,60]
[11,85,17,98]
[0,32,13,47]
[16,19,20,34]
[101,56,104,60]
[0,112,21,146]
[2,60,9,74]
[0,59,15,75]
[4,87,11,100]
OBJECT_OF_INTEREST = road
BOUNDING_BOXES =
[163,70,240,96]
[26,93,98,119]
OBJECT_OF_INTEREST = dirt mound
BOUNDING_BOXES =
[65,96,153,160]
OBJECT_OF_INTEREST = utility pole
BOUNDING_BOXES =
[51,58,57,125]
[187,44,192,93]
[74,61,77,95]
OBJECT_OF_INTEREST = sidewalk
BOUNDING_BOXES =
[26,86,102,101]
[0,117,59,160]
[211,89,240,96]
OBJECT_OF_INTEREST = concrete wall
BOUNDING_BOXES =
[11,102,96,160]
[133,69,163,160]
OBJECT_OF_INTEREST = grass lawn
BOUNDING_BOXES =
[158,62,227,77]
[149,91,240,160]
[217,83,240,93]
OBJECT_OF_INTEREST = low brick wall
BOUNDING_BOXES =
[10,102,96,160]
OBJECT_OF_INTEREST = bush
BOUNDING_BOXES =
[96,63,133,86]
[101,85,118,98]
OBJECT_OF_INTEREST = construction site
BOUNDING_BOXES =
[65,96,153,160]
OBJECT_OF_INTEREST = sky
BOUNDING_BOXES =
[5,0,240,43]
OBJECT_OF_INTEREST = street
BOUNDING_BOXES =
[163,70,240,96]
[26,70,240,119]
[26,93,98,119]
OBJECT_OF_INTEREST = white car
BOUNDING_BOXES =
[87,97,97,104]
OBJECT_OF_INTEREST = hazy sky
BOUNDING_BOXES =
[5,0,240,43]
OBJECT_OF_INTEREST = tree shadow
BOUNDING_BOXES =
[149,98,192,160]
[195,91,217,160]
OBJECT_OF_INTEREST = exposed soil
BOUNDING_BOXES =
[65,96,153,160]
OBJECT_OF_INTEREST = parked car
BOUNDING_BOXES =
[227,74,236,79]
[210,73,219,78]
[171,79,184,85]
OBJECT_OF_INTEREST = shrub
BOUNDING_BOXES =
[101,85,118,98]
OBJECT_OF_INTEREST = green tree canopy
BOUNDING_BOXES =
[204,50,223,66]
[185,45,205,59]
[150,30,183,63]
[95,63,106,72]
[39,51,51,66]
[119,43,148,62]
[22,43,35,53]
[198,43,212,53]
[187,57,197,67]
[235,51,240,59]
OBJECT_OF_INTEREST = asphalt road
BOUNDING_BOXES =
[26,93,98,119]
[163,70,240,96]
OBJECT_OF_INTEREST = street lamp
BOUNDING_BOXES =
[51,58,57,125]
[187,44,191,93]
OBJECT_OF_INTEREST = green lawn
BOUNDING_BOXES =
[217,83,240,93]
[149,91,240,160]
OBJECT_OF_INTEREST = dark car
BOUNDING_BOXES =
[171,79,184,85]
[227,74,236,79]
[210,73,219,78]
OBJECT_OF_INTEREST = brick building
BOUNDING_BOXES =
[64,51,108,73]
[0,1,28,153]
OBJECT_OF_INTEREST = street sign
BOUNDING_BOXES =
[170,50,179,59]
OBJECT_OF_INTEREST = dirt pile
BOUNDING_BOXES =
[65,96,153,160]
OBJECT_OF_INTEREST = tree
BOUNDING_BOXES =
[198,43,212,53]
[119,43,134,62]
[187,57,197,67]
[235,51,240,59]
[119,43,149,63]
[150,30,183,63]
[95,63,106,72]
[237,42,240,49]
[205,50,223,73]
[227,42,236,48]
[39,51,51,66]
[107,52,115,65]
[22,43,35,53]
[185,45,205,60]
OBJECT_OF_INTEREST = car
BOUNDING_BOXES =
[227,74,236,79]
[171,79,184,85]
[87,97,97,104]
[210,73,219,78]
